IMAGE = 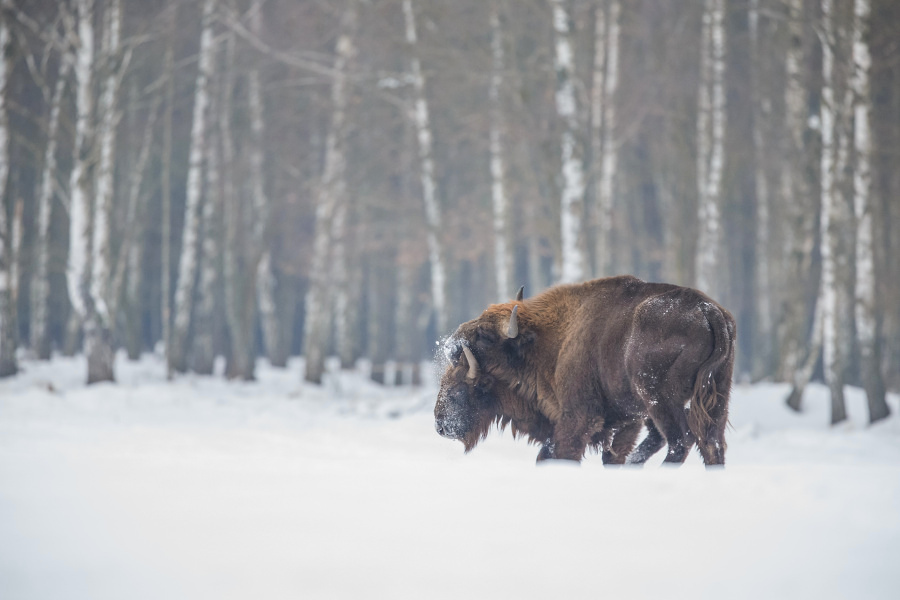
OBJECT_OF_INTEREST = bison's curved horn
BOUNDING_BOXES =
[462,345,479,380]
[515,286,524,301]
[507,305,519,339]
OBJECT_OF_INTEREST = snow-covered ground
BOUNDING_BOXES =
[1,354,899,600]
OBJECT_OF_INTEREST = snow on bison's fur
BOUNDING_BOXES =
[434,276,736,466]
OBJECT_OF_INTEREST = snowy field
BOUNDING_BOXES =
[1,355,899,600]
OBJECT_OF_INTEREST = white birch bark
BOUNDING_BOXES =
[91,0,122,328]
[403,0,448,333]
[595,0,619,277]
[550,0,587,284]
[489,5,512,300]
[818,0,837,414]
[32,53,72,360]
[819,0,849,425]
[851,0,889,422]
[170,0,216,373]
[66,0,94,327]
[0,8,13,376]
[695,0,726,296]
[303,2,357,383]
[66,0,117,383]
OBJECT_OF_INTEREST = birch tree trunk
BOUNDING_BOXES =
[82,0,123,383]
[93,0,121,323]
[781,0,820,408]
[226,2,271,380]
[331,3,360,370]
[394,247,416,377]
[256,251,285,367]
[191,88,221,375]
[219,31,249,379]
[851,0,889,422]
[750,0,773,379]
[32,52,72,360]
[111,92,159,359]
[122,101,159,360]
[589,0,605,279]
[170,0,216,374]
[489,4,512,300]
[161,2,177,376]
[549,0,587,284]
[0,7,14,377]
[695,0,726,296]
[392,120,418,378]
[335,234,362,369]
[593,0,619,278]
[67,0,112,383]
[303,2,357,384]
[819,0,851,425]
[402,0,448,333]
[247,9,279,370]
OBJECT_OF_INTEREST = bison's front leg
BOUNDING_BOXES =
[601,421,643,465]
[545,411,591,462]
[535,440,555,463]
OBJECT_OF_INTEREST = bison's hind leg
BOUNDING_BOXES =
[696,354,733,467]
[695,426,726,466]
[626,419,665,465]
[631,360,697,465]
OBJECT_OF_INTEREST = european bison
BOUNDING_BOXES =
[434,276,736,466]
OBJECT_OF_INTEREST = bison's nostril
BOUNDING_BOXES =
[435,422,444,435]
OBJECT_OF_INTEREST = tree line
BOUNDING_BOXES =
[0,0,897,423]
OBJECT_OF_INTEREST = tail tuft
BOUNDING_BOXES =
[687,305,734,439]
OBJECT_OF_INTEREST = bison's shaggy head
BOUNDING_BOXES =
[435,299,534,451]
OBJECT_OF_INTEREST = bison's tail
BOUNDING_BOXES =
[687,304,736,449]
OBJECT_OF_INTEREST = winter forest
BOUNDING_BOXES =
[2,1,900,597]
[0,0,899,414]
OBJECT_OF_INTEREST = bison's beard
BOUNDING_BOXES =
[460,410,498,452]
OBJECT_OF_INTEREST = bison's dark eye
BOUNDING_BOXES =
[446,387,469,408]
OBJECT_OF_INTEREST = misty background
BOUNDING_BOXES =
[0,0,897,424]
